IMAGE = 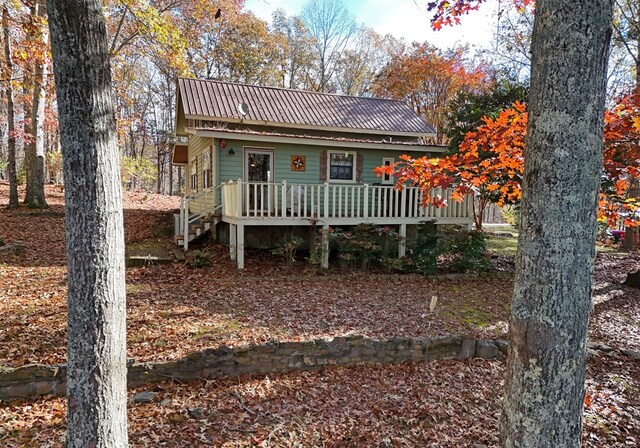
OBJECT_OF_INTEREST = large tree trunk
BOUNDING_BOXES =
[46,0,128,446]
[500,1,612,447]
[2,6,18,208]
[23,0,48,208]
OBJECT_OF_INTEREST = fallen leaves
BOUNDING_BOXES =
[1,183,640,446]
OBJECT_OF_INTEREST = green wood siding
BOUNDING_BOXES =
[216,138,430,185]
[187,134,215,215]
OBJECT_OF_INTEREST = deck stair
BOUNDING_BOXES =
[175,186,222,249]
[174,216,220,247]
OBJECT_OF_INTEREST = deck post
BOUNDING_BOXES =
[363,184,369,219]
[183,197,189,250]
[237,224,245,269]
[321,224,330,269]
[236,179,243,218]
[324,182,330,219]
[282,180,287,216]
[398,223,407,258]
[229,223,237,260]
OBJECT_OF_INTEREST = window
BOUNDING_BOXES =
[202,147,212,189]
[381,157,395,185]
[328,150,356,182]
[190,157,198,192]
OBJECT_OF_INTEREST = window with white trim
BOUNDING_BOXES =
[190,157,198,192]
[202,147,212,189]
[327,150,356,182]
[381,157,395,185]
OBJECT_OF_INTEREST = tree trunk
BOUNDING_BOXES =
[500,1,611,447]
[46,0,128,447]
[23,0,48,208]
[2,6,18,208]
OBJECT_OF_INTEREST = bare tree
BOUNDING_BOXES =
[335,27,402,96]
[46,0,128,446]
[2,6,18,208]
[500,0,612,446]
[23,0,48,208]
[301,0,356,92]
[271,9,316,90]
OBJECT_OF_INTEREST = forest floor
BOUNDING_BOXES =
[0,183,639,447]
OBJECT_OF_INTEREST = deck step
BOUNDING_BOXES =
[174,233,195,243]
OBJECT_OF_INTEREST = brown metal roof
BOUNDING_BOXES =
[177,77,435,135]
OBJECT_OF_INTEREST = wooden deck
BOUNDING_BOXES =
[179,180,474,269]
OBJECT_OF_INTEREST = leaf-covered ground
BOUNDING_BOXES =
[1,184,639,446]
[1,352,638,447]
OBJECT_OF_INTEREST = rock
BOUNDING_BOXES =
[159,398,172,407]
[188,407,206,419]
[473,444,488,448]
[621,349,640,360]
[475,340,499,359]
[457,338,476,360]
[495,340,509,354]
[587,341,613,352]
[132,391,157,403]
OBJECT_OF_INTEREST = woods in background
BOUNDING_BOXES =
[1,0,639,206]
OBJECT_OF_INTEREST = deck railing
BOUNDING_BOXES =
[177,185,223,249]
[220,180,472,222]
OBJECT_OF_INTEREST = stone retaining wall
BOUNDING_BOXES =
[0,335,506,401]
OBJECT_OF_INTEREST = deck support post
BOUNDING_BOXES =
[183,197,190,250]
[398,223,407,258]
[321,224,330,269]
[229,223,237,260]
[237,224,245,269]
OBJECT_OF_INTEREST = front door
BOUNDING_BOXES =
[244,148,274,214]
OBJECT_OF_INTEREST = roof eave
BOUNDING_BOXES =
[187,128,446,153]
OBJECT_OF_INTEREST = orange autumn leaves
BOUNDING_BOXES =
[378,94,640,227]
[376,101,526,209]
[600,92,640,227]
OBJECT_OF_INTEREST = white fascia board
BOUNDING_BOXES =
[186,128,447,153]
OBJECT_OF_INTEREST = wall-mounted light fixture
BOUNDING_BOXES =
[228,148,235,155]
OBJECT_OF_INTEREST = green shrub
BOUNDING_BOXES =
[328,224,399,271]
[186,250,211,268]
[442,227,490,272]
[405,222,489,274]
[272,234,304,269]
[409,221,446,275]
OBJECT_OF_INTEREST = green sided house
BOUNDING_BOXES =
[172,77,472,268]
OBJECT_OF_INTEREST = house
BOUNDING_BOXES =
[172,77,473,269]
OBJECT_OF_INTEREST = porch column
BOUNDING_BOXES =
[398,224,407,258]
[321,224,330,269]
[229,223,237,260]
[237,224,245,270]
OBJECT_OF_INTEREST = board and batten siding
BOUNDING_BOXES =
[187,134,215,215]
